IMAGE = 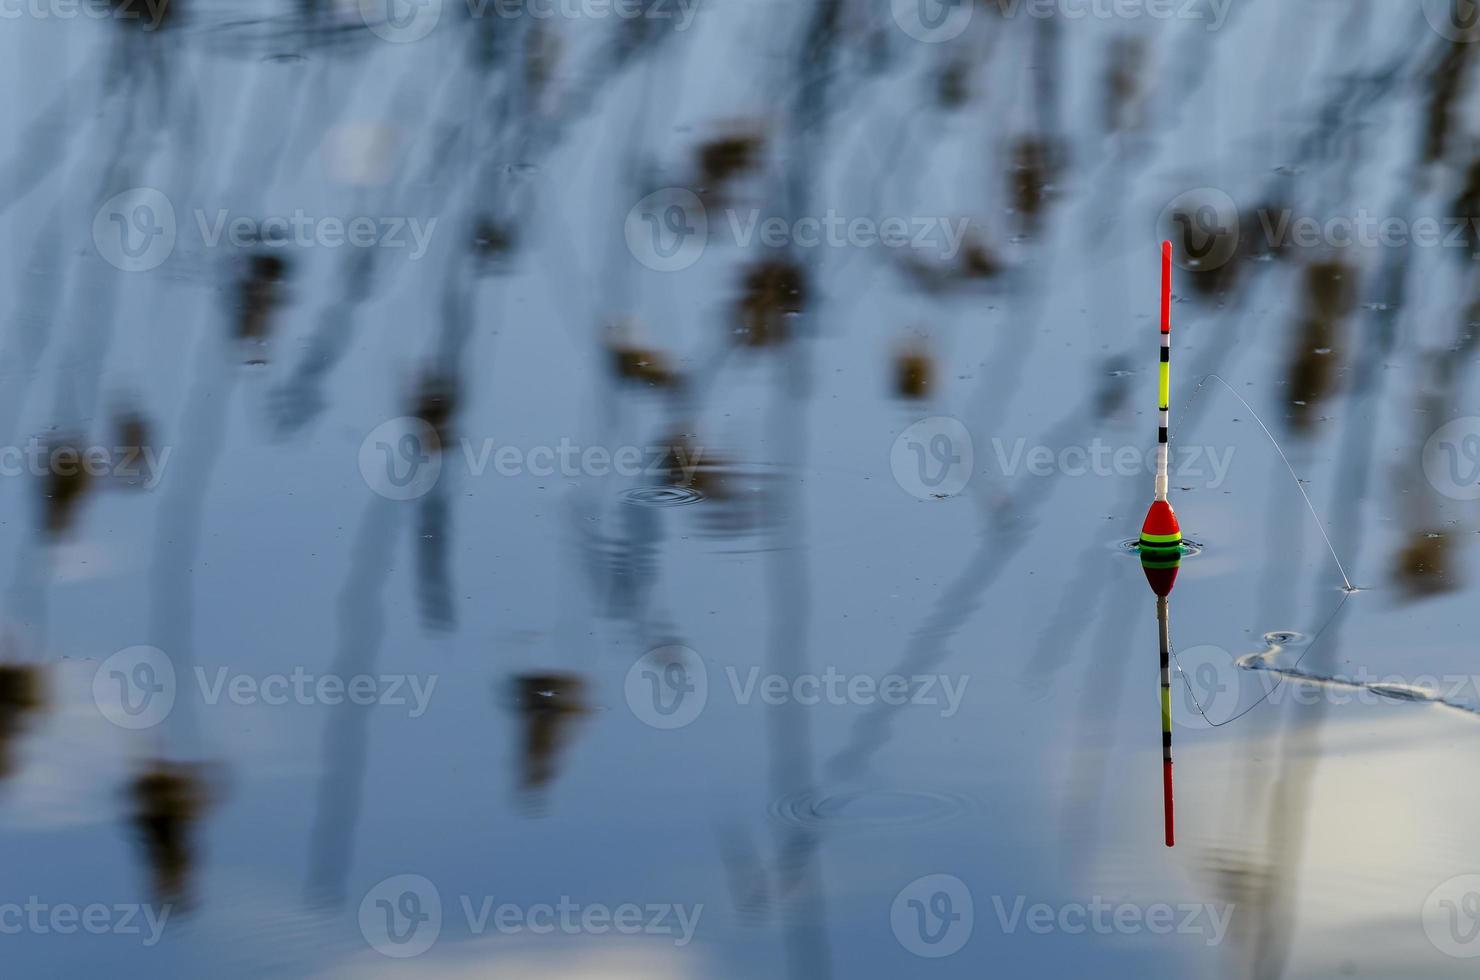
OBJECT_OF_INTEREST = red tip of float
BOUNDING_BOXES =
[1160,241,1172,337]
[1141,500,1180,538]
[1163,759,1175,847]
[1160,240,1172,335]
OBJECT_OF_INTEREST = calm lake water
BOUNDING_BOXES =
[3,1,1480,977]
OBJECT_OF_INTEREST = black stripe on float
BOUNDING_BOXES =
[1160,347,1169,362]
[1162,732,1173,747]
[1158,427,1168,443]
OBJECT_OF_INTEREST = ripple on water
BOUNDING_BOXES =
[767,789,976,834]
[619,485,705,507]
[1116,537,1204,558]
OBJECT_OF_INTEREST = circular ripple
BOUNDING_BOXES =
[1261,630,1308,647]
[768,789,975,833]
[619,485,705,507]
[1116,537,1204,558]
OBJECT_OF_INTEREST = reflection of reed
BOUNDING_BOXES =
[1284,261,1356,434]
[0,662,46,781]
[508,673,589,799]
[127,760,218,910]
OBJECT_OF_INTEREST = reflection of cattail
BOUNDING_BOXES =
[472,218,514,261]
[508,674,587,794]
[936,58,970,109]
[1285,261,1356,432]
[113,409,152,489]
[735,260,805,348]
[1426,41,1474,165]
[1451,157,1480,258]
[524,23,561,97]
[608,326,678,389]
[1103,37,1144,132]
[697,131,764,190]
[411,372,458,452]
[1393,530,1456,598]
[0,664,46,780]
[899,231,1000,292]
[660,432,724,499]
[235,254,291,353]
[128,761,216,909]
[959,234,1000,280]
[41,435,91,535]
[1010,137,1059,236]
[893,340,933,400]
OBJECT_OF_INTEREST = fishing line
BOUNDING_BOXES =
[1164,371,1357,728]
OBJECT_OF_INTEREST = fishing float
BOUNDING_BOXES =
[1140,239,1181,848]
